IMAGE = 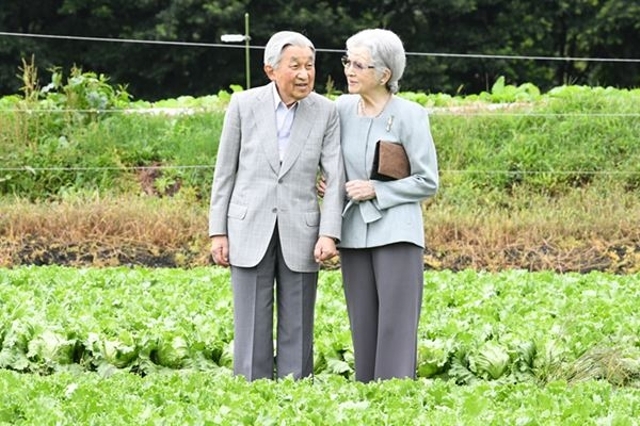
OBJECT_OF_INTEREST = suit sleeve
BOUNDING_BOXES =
[318,103,345,240]
[208,94,242,236]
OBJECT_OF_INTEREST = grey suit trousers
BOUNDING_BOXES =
[340,243,424,382]
[230,224,318,381]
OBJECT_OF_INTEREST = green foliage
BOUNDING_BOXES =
[1,369,638,425]
[3,266,640,386]
[2,267,640,423]
[2,71,640,202]
[477,76,542,103]
[1,0,639,99]
[0,65,227,199]
[41,65,131,119]
[431,84,640,197]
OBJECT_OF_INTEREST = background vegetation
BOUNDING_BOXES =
[1,0,639,100]
[2,267,640,424]
[0,65,639,271]
[2,4,640,422]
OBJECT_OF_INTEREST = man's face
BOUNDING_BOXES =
[265,45,315,105]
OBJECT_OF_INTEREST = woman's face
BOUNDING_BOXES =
[343,47,379,95]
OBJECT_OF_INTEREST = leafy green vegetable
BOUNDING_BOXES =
[27,329,76,366]
[468,341,511,380]
[155,334,190,369]
[86,332,138,369]
[417,338,454,378]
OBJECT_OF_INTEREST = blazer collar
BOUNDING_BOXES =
[253,83,317,176]
[251,84,280,173]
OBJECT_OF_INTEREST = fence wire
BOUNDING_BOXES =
[2,31,640,63]
[1,31,638,177]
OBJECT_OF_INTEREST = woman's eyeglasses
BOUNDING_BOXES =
[341,55,375,72]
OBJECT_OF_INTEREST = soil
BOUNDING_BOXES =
[4,235,639,274]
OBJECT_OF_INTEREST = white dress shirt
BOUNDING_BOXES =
[272,85,298,162]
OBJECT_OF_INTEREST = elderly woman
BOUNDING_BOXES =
[336,29,439,382]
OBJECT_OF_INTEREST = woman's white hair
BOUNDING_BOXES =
[346,29,406,94]
[263,31,315,69]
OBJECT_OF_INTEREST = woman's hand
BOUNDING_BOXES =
[316,175,327,198]
[345,180,376,201]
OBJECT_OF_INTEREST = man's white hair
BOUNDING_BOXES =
[264,31,315,68]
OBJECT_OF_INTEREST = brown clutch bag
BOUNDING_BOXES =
[370,140,410,181]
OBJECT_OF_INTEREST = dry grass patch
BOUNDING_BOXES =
[424,185,640,273]
[1,194,209,267]
[1,186,639,272]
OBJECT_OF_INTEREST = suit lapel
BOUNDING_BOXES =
[252,84,281,174]
[280,95,315,176]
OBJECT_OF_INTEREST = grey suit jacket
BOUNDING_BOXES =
[209,83,344,272]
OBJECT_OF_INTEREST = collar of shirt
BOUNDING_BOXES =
[271,84,299,111]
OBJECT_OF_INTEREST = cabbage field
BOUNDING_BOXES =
[2,266,640,424]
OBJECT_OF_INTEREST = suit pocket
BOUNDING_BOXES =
[227,203,247,220]
[304,211,320,227]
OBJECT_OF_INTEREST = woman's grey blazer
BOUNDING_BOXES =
[209,83,345,272]
[336,94,439,249]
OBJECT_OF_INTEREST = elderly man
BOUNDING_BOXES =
[208,31,344,380]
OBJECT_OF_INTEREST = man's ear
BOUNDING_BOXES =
[264,64,275,81]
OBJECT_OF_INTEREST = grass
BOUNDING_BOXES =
[1,82,639,271]
[2,179,639,272]
[427,180,640,271]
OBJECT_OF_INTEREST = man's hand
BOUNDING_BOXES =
[314,236,338,263]
[210,235,230,267]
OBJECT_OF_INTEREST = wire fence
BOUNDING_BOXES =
[0,107,638,117]
[1,31,639,177]
[2,31,640,63]
[0,165,638,176]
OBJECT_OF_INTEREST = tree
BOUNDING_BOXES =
[0,0,637,100]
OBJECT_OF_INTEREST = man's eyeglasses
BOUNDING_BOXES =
[341,55,375,72]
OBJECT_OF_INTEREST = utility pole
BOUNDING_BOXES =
[221,13,251,89]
